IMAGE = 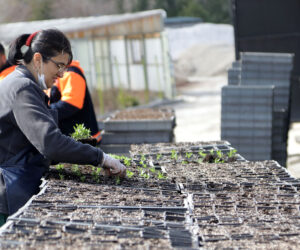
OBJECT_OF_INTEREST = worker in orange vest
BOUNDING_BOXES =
[49,60,102,143]
[0,43,16,81]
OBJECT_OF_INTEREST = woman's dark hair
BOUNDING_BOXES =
[8,29,73,65]
[0,43,4,55]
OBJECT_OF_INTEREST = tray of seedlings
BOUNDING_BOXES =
[2,141,300,249]
[130,141,246,164]
[0,177,197,249]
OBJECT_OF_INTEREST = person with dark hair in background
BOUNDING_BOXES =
[0,43,16,81]
[49,60,102,143]
[0,29,126,225]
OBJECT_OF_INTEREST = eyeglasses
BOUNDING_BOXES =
[48,58,67,73]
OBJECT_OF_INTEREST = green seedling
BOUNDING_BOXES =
[126,170,134,178]
[72,164,81,177]
[109,154,121,160]
[123,157,132,167]
[171,149,178,160]
[197,158,204,163]
[214,158,224,163]
[92,167,102,183]
[115,176,121,185]
[56,164,64,172]
[149,167,156,173]
[181,160,189,164]
[70,124,91,140]
[80,176,86,182]
[139,161,147,168]
[216,150,223,159]
[139,169,150,179]
[198,150,206,158]
[141,154,146,162]
[157,171,166,180]
[59,173,64,180]
[227,149,237,158]
[156,153,162,160]
[185,152,192,159]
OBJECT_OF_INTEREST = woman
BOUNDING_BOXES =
[0,29,126,224]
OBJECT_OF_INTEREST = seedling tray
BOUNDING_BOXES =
[104,116,176,132]
[102,130,174,144]
[104,108,176,132]
[2,142,300,249]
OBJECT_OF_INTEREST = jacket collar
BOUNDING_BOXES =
[16,65,49,104]
[15,64,37,84]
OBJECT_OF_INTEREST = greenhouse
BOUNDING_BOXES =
[0,9,174,114]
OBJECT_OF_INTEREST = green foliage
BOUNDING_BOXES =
[71,124,91,140]
[227,149,237,158]
[171,149,178,160]
[116,0,125,13]
[91,166,102,183]
[117,88,139,108]
[198,150,207,158]
[80,176,86,182]
[110,154,132,167]
[109,154,121,159]
[132,0,150,12]
[157,171,166,180]
[180,0,209,19]
[185,152,193,159]
[29,0,53,21]
[56,164,64,172]
[56,164,65,180]
[156,153,162,160]
[123,157,131,167]
[216,150,223,159]
[154,0,231,24]
[140,154,146,162]
[139,169,150,179]
[126,170,134,178]
[214,158,224,163]
[72,164,81,177]
[197,158,204,163]
[115,176,121,185]
[149,167,156,173]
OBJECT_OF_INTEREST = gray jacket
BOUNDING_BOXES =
[0,65,104,213]
[0,65,103,165]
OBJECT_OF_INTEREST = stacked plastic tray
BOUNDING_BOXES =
[227,61,241,86]
[221,85,274,161]
[222,52,294,166]
[101,108,176,155]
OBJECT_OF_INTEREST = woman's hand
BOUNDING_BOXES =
[101,153,126,177]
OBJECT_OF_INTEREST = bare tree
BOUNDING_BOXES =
[51,0,116,18]
[0,0,31,23]
[0,0,156,24]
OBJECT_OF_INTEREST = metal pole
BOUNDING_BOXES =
[92,39,104,115]
[107,36,114,89]
[142,35,149,103]
[232,0,240,60]
[124,36,132,90]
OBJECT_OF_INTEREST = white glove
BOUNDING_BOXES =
[101,152,126,177]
